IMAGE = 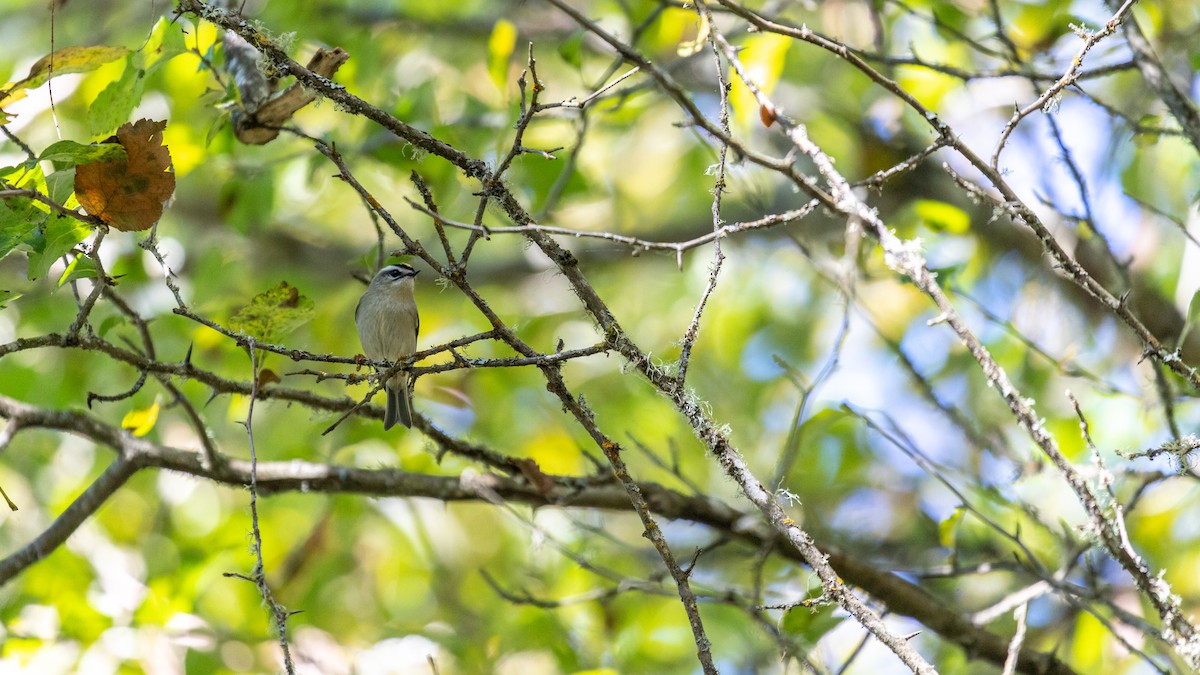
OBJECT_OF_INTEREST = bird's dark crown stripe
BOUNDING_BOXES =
[381,263,416,278]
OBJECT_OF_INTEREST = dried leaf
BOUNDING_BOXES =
[760,102,777,128]
[257,369,281,387]
[74,119,175,231]
[234,47,350,145]
[515,458,556,496]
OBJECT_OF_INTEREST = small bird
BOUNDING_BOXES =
[355,263,420,429]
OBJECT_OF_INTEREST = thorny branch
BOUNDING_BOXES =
[0,392,1076,674]
[231,340,297,673]
[990,0,1139,167]
[3,0,1200,672]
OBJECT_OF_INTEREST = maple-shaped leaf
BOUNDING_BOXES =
[74,118,176,232]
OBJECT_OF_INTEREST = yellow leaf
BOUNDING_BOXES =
[1069,610,1106,671]
[0,45,129,109]
[676,13,710,57]
[487,19,518,92]
[121,401,160,436]
[729,33,791,129]
[914,199,970,234]
[527,428,582,475]
[937,507,965,548]
[896,65,959,111]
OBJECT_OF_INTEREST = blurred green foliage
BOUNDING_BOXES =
[1,0,1200,673]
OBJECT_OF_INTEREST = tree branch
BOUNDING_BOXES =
[0,392,1075,673]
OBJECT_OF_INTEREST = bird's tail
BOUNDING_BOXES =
[384,373,413,429]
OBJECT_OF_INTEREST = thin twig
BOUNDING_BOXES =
[1001,602,1029,675]
[237,339,297,674]
[675,1,730,387]
[991,0,1139,167]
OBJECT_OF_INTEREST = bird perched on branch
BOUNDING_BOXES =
[355,263,420,429]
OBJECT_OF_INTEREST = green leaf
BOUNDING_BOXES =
[2,160,48,195]
[1009,5,1073,52]
[39,140,128,168]
[204,108,232,148]
[88,58,146,138]
[0,194,47,260]
[914,199,970,234]
[1,163,53,259]
[0,289,20,309]
[58,254,97,287]
[1178,289,1200,347]
[137,17,189,71]
[931,4,971,41]
[45,168,80,207]
[1184,289,1200,327]
[229,281,315,344]
[557,32,584,70]
[26,215,91,281]
[0,45,130,110]
[97,313,125,336]
[780,604,842,645]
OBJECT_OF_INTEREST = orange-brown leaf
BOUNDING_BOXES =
[759,102,777,128]
[515,458,556,496]
[257,369,281,388]
[75,118,175,231]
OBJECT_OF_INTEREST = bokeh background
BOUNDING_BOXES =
[2,0,1200,673]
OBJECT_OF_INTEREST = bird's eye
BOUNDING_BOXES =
[388,270,401,279]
